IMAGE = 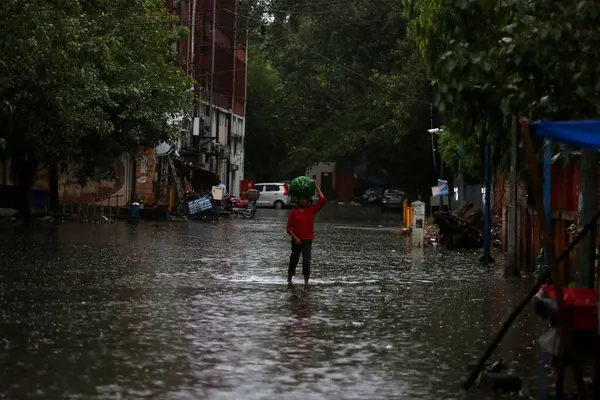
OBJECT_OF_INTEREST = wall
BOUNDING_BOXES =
[217,110,228,144]
[13,157,134,207]
[305,163,336,188]
[499,159,593,273]
[229,114,245,196]
[335,166,358,201]
[135,148,156,204]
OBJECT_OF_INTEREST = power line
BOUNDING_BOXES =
[226,7,432,105]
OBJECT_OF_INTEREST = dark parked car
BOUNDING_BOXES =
[361,187,384,204]
[381,188,406,212]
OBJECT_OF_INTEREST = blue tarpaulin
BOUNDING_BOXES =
[530,120,600,149]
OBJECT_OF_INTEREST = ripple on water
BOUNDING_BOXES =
[0,208,542,399]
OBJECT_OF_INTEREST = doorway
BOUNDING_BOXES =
[321,172,334,198]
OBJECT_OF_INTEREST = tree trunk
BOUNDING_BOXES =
[11,156,38,220]
[48,163,59,214]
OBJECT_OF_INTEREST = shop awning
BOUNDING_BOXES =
[530,120,600,149]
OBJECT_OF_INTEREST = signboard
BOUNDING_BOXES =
[413,201,425,217]
[431,179,449,197]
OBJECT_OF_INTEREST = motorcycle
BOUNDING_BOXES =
[220,193,256,219]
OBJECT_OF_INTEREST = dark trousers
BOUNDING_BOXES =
[288,240,312,280]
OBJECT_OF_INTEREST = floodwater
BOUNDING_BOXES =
[0,206,544,399]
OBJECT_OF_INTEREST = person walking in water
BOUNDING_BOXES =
[286,182,326,287]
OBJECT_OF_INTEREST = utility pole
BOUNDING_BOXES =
[209,0,216,136]
[431,103,445,211]
[577,149,598,288]
[506,114,519,276]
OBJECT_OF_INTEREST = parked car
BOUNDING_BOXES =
[381,188,406,212]
[254,182,291,209]
[361,187,384,204]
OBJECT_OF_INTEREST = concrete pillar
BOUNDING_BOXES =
[411,201,425,247]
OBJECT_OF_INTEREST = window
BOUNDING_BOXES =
[265,185,280,192]
[255,185,264,192]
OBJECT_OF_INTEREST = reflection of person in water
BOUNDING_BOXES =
[281,291,314,374]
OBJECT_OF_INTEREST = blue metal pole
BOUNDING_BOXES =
[483,139,491,265]
[538,139,552,400]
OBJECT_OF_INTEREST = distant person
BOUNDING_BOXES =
[286,182,326,288]
[217,177,227,194]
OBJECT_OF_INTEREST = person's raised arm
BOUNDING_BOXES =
[312,182,327,212]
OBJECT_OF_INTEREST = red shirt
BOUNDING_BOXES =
[286,196,327,240]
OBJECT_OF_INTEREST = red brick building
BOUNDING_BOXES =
[167,0,247,196]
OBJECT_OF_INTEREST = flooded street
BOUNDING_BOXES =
[0,207,543,399]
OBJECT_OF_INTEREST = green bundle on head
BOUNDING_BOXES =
[289,176,315,200]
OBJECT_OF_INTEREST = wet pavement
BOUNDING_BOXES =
[0,206,543,399]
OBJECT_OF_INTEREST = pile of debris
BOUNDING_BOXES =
[433,202,485,250]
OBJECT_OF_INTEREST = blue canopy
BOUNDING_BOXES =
[530,120,600,149]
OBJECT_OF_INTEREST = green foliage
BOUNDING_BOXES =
[0,0,192,181]
[244,0,437,191]
[404,0,600,179]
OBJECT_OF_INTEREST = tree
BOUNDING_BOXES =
[244,0,437,193]
[244,45,295,181]
[0,0,192,214]
[404,0,600,177]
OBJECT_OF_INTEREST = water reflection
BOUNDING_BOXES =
[282,289,315,385]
